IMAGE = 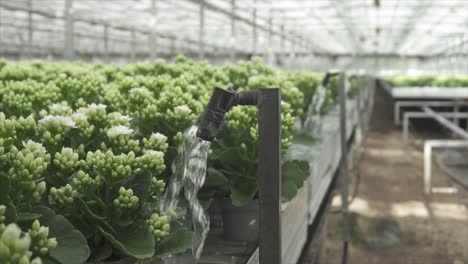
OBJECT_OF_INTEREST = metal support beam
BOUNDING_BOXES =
[130,28,136,60]
[170,38,176,57]
[258,88,282,264]
[394,100,467,126]
[27,0,33,56]
[423,107,468,139]
[338,72,350,261]
[267,15,274,65]
[280,24,285,54]
[63,0,74,60]
[252,1,257,54]
[230,0,236,61]
[103,24,109,61]
[199,1,205,59]
[149,0,157,60]
[402,111,468,144]
[189,0,309,53]
[424,140,468,194]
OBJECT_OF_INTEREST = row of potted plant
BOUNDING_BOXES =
[0,57,345,263]
[385,75,468,87]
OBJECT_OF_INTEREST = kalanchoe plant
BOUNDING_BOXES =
[0,57,334,261]
[0,223,43,264]
[0,108,194,263]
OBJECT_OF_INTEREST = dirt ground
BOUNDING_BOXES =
[302,88,468,264]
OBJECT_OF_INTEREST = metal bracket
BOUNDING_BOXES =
[424,140,468,194]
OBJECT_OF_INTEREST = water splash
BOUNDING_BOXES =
[162,125,211,262]
[303,84,327,134]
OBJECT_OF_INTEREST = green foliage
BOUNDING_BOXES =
[385,75,468,87]
[0,56,359,260]
[147,213,170,242]
[0,223,43,264]
[28,220,58,257]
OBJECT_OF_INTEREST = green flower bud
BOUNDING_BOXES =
[147,213,170,241]
[113,187,139,211]
[48,184,77,213]
[28,220,57,257]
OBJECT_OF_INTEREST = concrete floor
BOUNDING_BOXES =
[300,87,468,264]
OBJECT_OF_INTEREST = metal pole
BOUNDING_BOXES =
[424,140,468,194]
[252,1,257,54]
[454,100,460,126]
[267,16,273,65]
[422,106,468,139]
[103,24,109,61]
[338,72,350,262]
[423,143,432,194]
[27,0,33,57]
[230,0,236,61]
[280,24,285,56]
[63,0,74,60]
[170,38,176,57]
[258,88,282,264]
[130,28,136,60]
[149,0,157,60]
[199,1,205,60]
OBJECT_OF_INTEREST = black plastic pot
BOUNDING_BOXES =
[221,198,259,241]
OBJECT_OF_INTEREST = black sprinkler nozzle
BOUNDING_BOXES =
[321,70,342,87]
[196,87,258,142]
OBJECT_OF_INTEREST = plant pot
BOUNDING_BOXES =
[221,198,258,241]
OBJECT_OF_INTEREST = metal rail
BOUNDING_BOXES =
[394,100,466,126]
[338,72,350,263]
[424,140,468,194]
[402,111,468,144]
[422,107,468,139]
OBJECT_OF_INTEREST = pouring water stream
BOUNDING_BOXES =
[160,87,258,263]
[161,126,211,262]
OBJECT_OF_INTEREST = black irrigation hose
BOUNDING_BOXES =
[329,148,363,214]
[341,241,349,264]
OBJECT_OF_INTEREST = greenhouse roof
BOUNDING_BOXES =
[0,0,467,59]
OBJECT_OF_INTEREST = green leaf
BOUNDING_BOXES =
[155,228,194,257]
[5,202,17,223]
[282,160,310,188]
[0,172,10,203]
[125,169,152,205]
[31,206,90,264]
[211,147,245,166]
[204,168,228,187]
[77,197,107,222]
[16,212,42,222]
[282,181,298,202]
[230,185,257,207]
[98,219,155,260]
[92,243,113,262]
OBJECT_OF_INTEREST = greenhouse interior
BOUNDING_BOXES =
[0,0,467,263]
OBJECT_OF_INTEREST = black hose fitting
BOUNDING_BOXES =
[196,87,258,142]
[321,70,341,87]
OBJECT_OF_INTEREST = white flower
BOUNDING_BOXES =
[110,112,132,122]
[150,132,167,142]
[129,87,150,94]
[71,112,87,121]
[38,115,76,127]
[145,150,164,158]
[78,103,107,114]
[87,103,107,110]
[22,140,46,152]
[174,105,191,113]
[49,103,71,112]
[107,125,134,138]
